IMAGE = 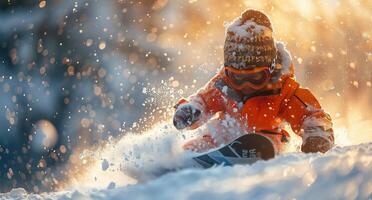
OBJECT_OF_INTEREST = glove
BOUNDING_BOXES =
[301,136,332,153]
[173,104,201,130]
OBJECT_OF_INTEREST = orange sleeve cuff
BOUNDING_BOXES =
[174,98,188,109]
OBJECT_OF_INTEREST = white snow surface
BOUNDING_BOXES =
[0,124,372,199]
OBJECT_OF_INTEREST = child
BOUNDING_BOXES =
[173,9,334,154]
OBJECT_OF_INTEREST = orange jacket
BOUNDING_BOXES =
[176,66,334,151]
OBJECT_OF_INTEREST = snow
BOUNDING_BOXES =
[275,41,292,74]
[225,18,272,38]
[62,123,199,190]
[101,159,109,171]
[0,135,371,199]
[0,0,371,197]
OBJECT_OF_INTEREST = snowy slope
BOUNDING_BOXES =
[1,142,371,200]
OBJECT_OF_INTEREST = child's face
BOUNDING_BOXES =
[225,66,271,91]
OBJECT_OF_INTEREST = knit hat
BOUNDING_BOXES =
[224,9,276,70]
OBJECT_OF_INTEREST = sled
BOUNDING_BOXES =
[193,133,275,168]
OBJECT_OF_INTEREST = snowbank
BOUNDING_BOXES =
[1,142,371,200]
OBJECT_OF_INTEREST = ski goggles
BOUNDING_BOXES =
[224,66,271,90]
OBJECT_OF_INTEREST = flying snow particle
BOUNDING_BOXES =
[102,159,109,171]
[367,81,371,87]
[107,182,116,189]
[99,41,106,50]
[30,120,58,152]
[171,80,179,88]
[86,39,93,47]
[39,1,46,8]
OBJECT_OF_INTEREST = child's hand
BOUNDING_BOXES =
[173,103,201,130]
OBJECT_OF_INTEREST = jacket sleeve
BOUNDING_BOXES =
[174,74,226,130]
[282,87,334,149]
